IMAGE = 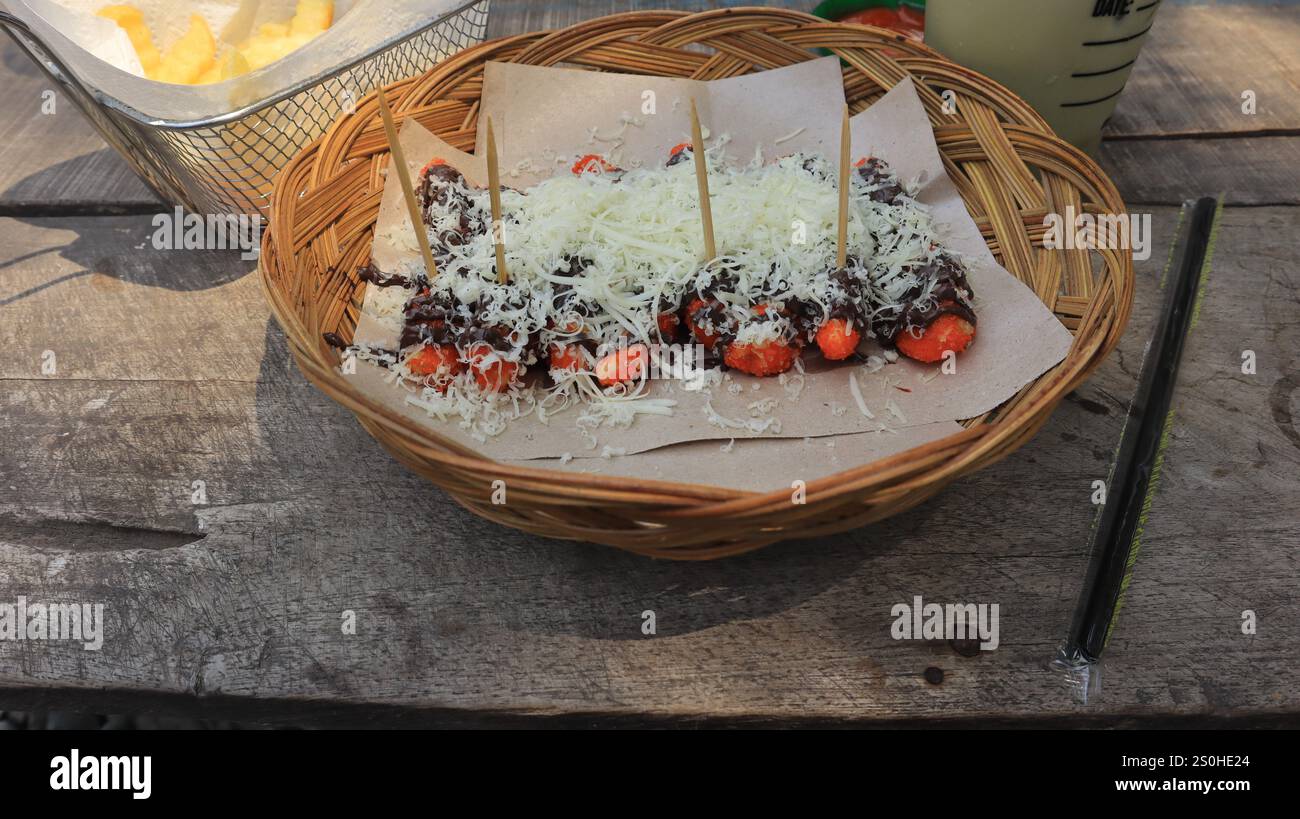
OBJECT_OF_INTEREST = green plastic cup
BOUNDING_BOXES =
[924,0,1161,155]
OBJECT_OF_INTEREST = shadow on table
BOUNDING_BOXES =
[194,303,1114,655]
[0,147,159,214]
[0,174,251,304]
[250,301,1115,650]
[251,319,912,642]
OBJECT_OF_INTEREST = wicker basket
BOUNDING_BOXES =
[260,7,1134,560]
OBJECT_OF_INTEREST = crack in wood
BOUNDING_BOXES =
[0,513,205,552]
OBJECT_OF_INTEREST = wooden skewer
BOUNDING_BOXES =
[376,87,438,282]
[485,116,509,284]
[837,103,851,270]
[688,98,717,262]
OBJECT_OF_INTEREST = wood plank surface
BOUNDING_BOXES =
[1104,1,1300,137]
[1100,135,1300,206]
[2,205,1296,725]
[1107,204,1300,720]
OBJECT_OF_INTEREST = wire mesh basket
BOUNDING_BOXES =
[0,0,490,217]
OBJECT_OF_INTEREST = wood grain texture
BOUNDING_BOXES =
[2,205,1296,724]
[1105,2,1300,137]
[1098,205,1300,718]
[1100,135,1300,206]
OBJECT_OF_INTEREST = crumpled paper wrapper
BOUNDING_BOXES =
[352,57,1073,490]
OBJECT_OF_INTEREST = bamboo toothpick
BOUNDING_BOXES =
[485,116,509,284]
[376,87,438,282]
[837,103,851,270]
[688,98,717,262]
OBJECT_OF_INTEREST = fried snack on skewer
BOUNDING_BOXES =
[873,252,978,364]
[724,340,801,377]
[466,343,520,393]
[406,344,463,383]
[666,143,693,167]
[416,159,487,258]
[854,156,906,205]
[723,304,802,377]
[360,142,985,435]
[548,343,589,373]
[815,318,862,361]
[896,313,976,363]
[595,344,649,386]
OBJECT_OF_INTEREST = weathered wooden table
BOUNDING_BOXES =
[1,1,1297,727]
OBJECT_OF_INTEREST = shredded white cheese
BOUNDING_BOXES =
[361,145,956,440]
[848,371,875,419]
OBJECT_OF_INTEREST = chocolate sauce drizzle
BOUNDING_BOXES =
[856,157,905,205]
[351,153,976,371]
[874,253,977,346]
[418,163,483,252]
[357,264,410,289]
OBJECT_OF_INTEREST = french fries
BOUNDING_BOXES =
[291,0,334,37]
[96,4,160,74]
[241,1,334,71]
[152,14,216,85]
[196,50,250,86]
[97,2,335,85]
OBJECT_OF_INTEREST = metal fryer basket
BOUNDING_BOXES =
[0,0,490,217]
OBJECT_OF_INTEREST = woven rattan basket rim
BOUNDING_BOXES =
[259,7,1134,557]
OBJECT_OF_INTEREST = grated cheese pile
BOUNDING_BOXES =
[356,144,963,441]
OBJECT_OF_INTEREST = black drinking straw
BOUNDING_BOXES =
[1066,197,1219,667]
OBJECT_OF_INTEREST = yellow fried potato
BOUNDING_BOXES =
[96,4,141,25]
[239,29,321,71]
[222,50,252,81]
[196,50,250,85]
[153,14,216,85]
[239,38,291,71]
[290,0,334,36]
[116,1,335,83]
[196,62,221,86]
[97,4,160,72]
